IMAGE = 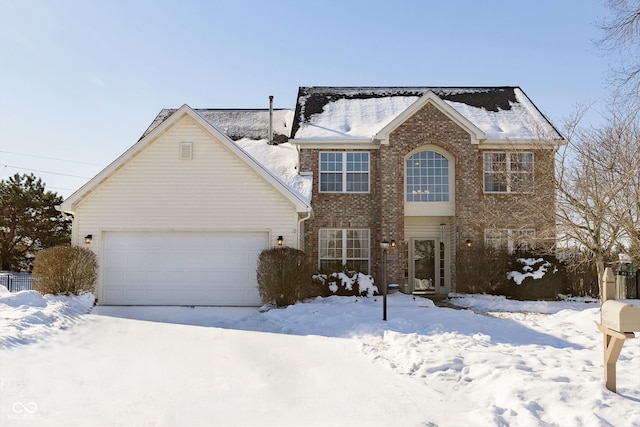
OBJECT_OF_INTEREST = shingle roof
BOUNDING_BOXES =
[141,109,294,143]
[291,86,562,141]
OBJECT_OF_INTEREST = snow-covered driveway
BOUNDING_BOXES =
[1,301,445,426]
[2,291,639,426]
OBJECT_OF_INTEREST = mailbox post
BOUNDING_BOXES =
[599,267,640,392]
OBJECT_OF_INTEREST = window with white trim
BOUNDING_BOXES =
[405,150,450,202]
[484,229,536,254]
[483,152,534,193]
[319,152,369,193]
[319,229,370,273]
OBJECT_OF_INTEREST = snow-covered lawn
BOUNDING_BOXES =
[1,288,639,427]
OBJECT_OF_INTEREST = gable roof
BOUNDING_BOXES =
[59,105,310,213]
[142,108,294,143]
[290,86,563,143]
[373,91,486,144]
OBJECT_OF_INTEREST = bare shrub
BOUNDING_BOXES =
[457,246,510,294]
[32,245,97,295]
[257,247,309,307]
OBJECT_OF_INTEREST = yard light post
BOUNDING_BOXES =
[380,240,390,321]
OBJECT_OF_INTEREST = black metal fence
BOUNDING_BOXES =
[0,272,33,292]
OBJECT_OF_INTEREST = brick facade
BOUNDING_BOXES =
[299,101,557,294]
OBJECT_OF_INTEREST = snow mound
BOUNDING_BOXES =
[0,291,94,348]
[0,290,48,308]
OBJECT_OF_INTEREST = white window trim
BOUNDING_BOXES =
[483,151,534,194]
[319,152,370,194]
[318,228,370,270]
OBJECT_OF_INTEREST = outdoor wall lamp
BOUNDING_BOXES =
[277,235,284,246]
[465,239,472,248]
[85,234,93,244]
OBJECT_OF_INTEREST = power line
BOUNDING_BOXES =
[0,150,104,166]
[46,185,77,192]
[1,164,90,179]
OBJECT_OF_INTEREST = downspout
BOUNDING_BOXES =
[297,208,312,250]
[268,95,274,145]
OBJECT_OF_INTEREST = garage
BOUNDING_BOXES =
[102,231,267,306]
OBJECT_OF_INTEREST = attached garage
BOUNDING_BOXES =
[57,105,311,306]
[102,231,267,306]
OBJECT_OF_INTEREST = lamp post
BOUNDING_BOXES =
[380,240,390,321]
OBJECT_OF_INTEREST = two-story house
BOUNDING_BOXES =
[58,86,563,306]
[289,87,563,296]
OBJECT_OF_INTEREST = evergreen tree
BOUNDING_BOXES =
[0,173,71,271]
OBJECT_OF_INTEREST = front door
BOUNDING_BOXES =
[406,238,447,294]
[413,239,436,293]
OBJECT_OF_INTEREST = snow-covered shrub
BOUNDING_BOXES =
[257,247,309,307]
[458,247,569,300]
[312,266,378,297]
[497,252,568,300]
[32,245,97,296]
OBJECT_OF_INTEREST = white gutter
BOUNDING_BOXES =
[289,138,380,149]
[297,208,312,250]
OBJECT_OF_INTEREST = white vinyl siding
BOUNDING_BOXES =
[72,114,300,304]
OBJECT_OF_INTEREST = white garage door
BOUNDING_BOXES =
[102,231,267,306]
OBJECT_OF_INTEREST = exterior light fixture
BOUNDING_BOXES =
[440,223,446,241]
[277,235,284,246]
[85,234,93,244]
[390,240,396,248]
[465,239,472,248]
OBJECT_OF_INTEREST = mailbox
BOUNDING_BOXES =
[601,300,640,333]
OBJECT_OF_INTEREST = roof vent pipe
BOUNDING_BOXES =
[268,95,274,145]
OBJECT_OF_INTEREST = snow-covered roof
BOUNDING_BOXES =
[142,109,294,143]
[291,87,563,142]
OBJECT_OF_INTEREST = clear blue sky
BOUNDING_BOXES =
[0,0,612,198]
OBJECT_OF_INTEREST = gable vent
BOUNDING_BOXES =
[180,142,193,160]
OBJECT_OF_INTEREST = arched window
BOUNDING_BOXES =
[405,150,449,202]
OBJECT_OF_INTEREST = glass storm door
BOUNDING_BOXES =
[413,239,436,293]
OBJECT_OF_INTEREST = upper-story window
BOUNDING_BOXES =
[483,152,534,193]
[405,150,449,202]
[484,229,536,254]
[319,152,369,193]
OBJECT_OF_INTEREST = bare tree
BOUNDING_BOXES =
[555,102,640,283]
[598,0,640,95]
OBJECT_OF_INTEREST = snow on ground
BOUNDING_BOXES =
[0,286,94,347]
[1,290,639,426]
